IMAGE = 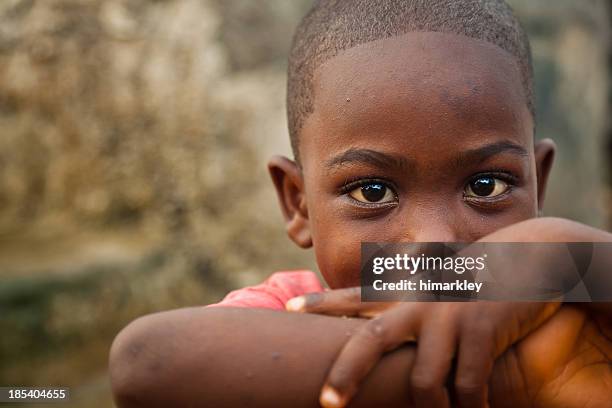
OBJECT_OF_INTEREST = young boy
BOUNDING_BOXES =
[109,1,612,407]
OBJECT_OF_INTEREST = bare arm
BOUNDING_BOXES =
[109,307,416,408]
[109,304,611,408]
[483,217,612,317]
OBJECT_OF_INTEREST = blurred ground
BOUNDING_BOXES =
[0,1,610,407]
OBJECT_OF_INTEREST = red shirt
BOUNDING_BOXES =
[207,270,324,310]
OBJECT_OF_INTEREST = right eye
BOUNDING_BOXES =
[348,182,396,204]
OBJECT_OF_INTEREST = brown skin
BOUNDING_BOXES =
[110,308,418,408]
[109,297,611,408]
[269,32,611,407]
[110,32,612,407]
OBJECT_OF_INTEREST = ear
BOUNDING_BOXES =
[268,155,312,248]
[534,138,556,211]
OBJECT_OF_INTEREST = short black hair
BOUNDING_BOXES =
[287,0,533,160]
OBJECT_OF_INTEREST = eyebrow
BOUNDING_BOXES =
[325,141,528,172]
[325,148,413,172]
[456,140,529,166]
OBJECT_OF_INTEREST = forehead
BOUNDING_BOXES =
[301,31,532,164]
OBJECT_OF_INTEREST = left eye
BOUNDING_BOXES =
[465,176,509,198]
[349,183,396,203]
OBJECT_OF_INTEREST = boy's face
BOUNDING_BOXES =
[271,32,555,288]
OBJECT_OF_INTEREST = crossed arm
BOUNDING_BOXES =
[111,305,562,408]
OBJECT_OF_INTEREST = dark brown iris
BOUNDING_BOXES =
[361,184,386,202]
[469,177,495,196]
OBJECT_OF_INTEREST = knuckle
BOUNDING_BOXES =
[454,377,484,396]
[439,302,459,319]
[464,318,495,340]
[359,317,387,346]
[343,287,361,302]
[410,373,439,394]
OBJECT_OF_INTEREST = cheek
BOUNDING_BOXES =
[311,218,362,288]
[304,176,361,288]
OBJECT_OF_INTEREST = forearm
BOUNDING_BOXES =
[480,217,612,243]
[111,306,594,408]
[109,307,416,408]
[482,217,612,318]
[539,218,612,319]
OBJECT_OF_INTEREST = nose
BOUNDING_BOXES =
[410,221,458,242]
[398,203,463,242]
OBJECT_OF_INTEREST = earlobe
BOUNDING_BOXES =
[534,138,556,211]
[268,155,313,248]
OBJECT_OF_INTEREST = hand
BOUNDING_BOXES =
[287,288,560,408]
[490,304,612,408]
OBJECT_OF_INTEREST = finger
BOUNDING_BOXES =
[287,287,386,317]
[319,303,422,407]
[409,306,457,408]
[286,287,359,315]
[453,322,496,408]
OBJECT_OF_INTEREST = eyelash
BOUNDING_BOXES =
[466,171,519,189]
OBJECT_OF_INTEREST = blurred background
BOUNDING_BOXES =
[0,0,610,407]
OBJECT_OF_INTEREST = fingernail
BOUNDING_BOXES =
[285,296,305,312]
[319,385,344,408]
